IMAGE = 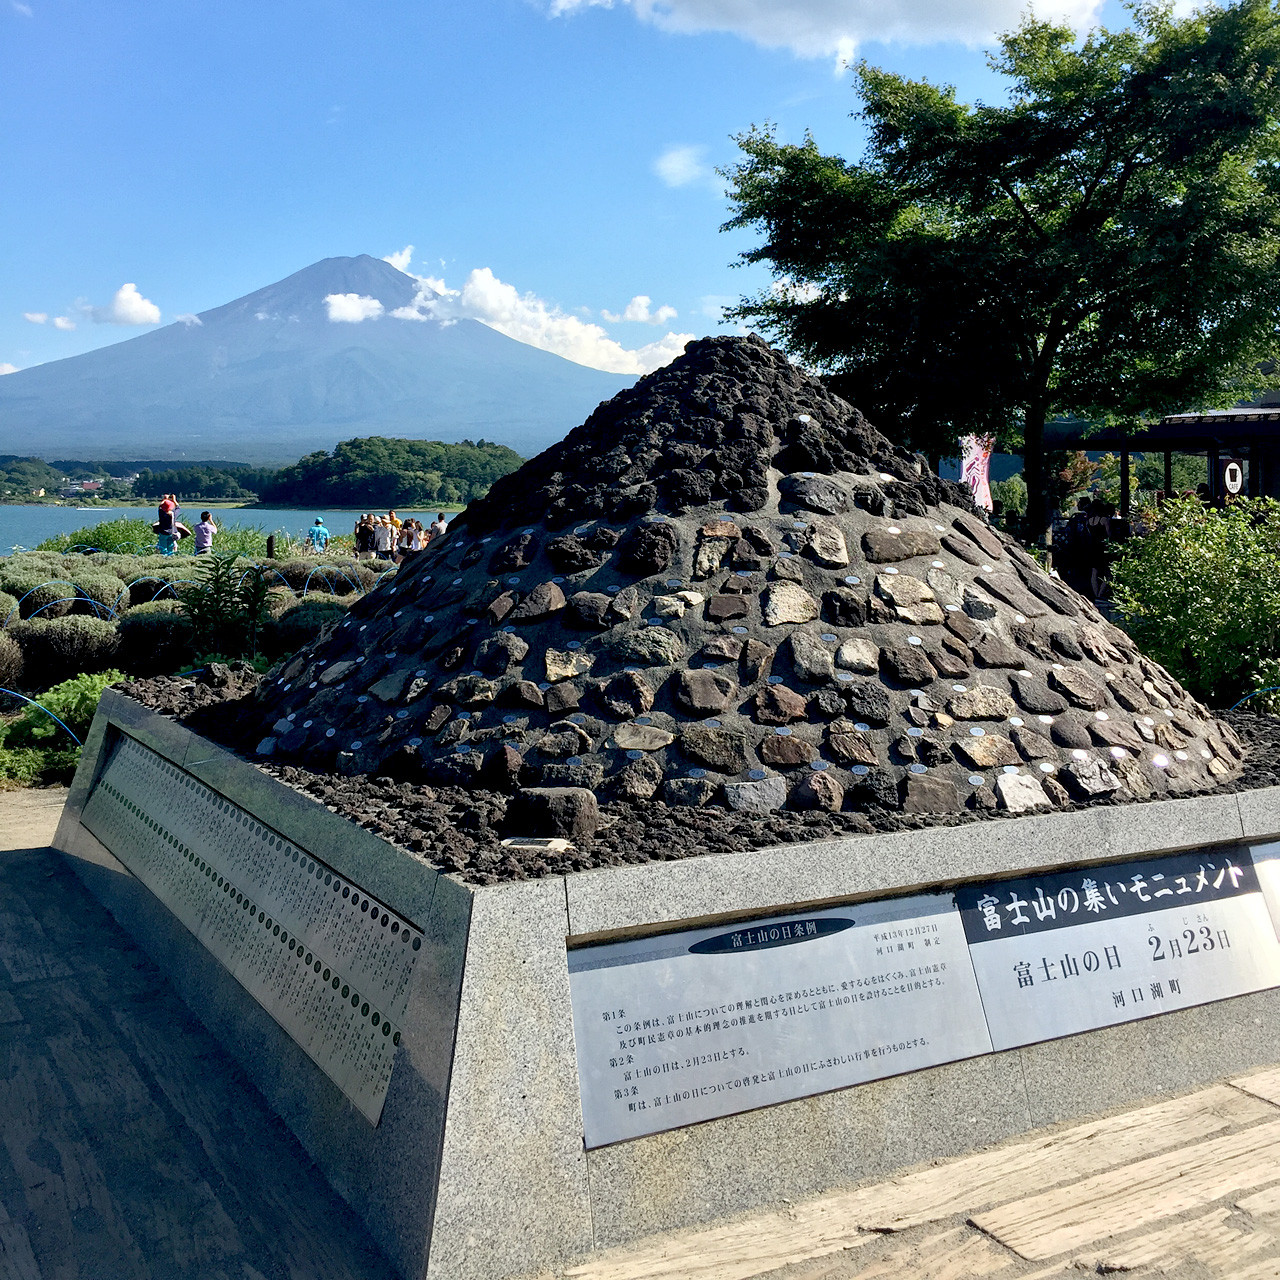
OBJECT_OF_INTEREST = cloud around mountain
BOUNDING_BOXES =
[375,249,694,375]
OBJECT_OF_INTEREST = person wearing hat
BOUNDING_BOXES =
[306,518,330,553]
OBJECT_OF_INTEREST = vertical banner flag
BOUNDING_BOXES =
[960,435,995,511]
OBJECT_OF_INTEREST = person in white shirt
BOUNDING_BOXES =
[431,513,448,540]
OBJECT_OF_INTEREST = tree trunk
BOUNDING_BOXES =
[1023,400,1050,550]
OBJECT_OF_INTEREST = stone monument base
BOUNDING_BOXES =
[54,690,1280,1280]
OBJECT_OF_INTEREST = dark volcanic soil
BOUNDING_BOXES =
[124,670,1280,885]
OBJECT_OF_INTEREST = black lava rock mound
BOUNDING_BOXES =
[239,334,1245,826]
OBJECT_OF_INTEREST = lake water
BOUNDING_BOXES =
[0,506,455,554]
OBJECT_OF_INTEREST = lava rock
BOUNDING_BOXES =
[863,528,941,562]
[680,726,749,773]
[791,772,844,811]
[822,589,868,628]
[723,775,788,813]
[753,684,808,724]
[619,522,679,576]
[599,671,654,718]
[787,629,835,682]
[509,581,567,623]
[675,669,737,716]
[505,787,599,841]
[762,581,820,626]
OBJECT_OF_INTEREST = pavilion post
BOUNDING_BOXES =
[1164,450,1173,499]
[1120,447,1131,530]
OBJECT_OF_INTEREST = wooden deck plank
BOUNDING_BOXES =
[1234,1067,1280,1108]
[972,1119,1280,1261]
[39,991,247,1278]
[1241,1184,1280,1217]
[853,1084,1272,1233]
[841,1225,1016,1279]
[566,1086,1271,1280]
[1081,1204,1280,1273]
[115,1003,400,1280]
[564,1212,879,1280]
[0,1196,42,1280]
[0,1033,147,1280]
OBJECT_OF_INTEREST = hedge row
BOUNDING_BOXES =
[0,594,355,688]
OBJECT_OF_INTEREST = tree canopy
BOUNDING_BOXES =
[256,437,523,508]
[722,0,1280,537]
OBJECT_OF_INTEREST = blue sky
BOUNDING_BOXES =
[1,0,1122,378]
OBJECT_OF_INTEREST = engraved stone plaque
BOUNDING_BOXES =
[956,847,1280,1052]
[80,733,423,1123]
[568,893,991,1148]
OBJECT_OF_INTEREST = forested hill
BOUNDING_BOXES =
[255,437,523,506]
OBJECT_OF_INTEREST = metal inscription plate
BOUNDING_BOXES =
[80,734,422,1123]
[568,893,991,1148]
[955,848,1280,1051]
[1247,840,1280,940]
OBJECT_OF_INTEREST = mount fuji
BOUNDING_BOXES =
[0,256,636,462]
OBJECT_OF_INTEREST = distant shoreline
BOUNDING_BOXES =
[0,501,467,513]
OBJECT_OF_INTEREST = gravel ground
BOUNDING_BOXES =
[119,671,1280,885]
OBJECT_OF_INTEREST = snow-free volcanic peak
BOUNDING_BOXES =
[247,334,1244,820]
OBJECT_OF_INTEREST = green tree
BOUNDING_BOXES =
[722,0,1280,542]
[1112,496,1280,703]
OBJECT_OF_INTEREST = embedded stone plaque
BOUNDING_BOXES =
[79,733,422,1123]
[955,848,1280,1052]
[568,893,990,1148]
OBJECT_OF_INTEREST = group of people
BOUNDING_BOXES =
[154,495,218,555]
[352,511,448,563]
[151,497,449,561]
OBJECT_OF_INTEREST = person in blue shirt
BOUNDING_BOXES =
[306,518,330,553]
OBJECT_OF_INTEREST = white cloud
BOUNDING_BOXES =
[0,363,19,375]
[89,282,161,325]
[549,0,1103,59]
[11,2,32,16]
[173,313,202,326]
[383,245,414,273]
[325,293,384,323]
[22,311,46,324]
[602,295,678,325]
[391,267,693,375]
[53,316,75,330]
[654,144,711,189]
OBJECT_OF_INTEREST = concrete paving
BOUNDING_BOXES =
[0,787,398,1280]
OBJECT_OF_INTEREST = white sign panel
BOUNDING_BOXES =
[80,734,422,1123]
[955,850,1280,1051]
[568,893,991,1148]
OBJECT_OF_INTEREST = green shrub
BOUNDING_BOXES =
[265,598,349,657]
[125,599,183,617]
[0,744,81,789]
[117,610,196,677]
[5,669,125,746]
[37,518,156,556]
[124,563,201,607]
[0,632,22,689]
[0,592,17,626]
[0,575,75,619]
[275,559,373,595]
[1112,496,1280,705]
[66,573,126,618]
[8,616,122,688]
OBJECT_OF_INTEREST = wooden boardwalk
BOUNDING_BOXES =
[566,1071,1280,1280]
[0,788,397,1280]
